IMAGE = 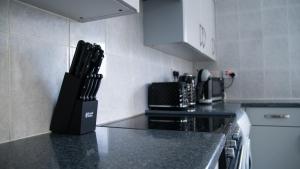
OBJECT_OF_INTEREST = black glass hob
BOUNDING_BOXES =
[102,115,235,134]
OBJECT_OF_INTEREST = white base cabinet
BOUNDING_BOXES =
[246,107,300,169]
[251,126,300,169]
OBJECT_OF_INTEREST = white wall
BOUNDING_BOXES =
[0,0,193,143]
[195,0,300,100]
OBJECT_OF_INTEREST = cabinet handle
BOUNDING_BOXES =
[212,38,215,55]
[203,27,206,48]
[264,114,290,119]
[149,119,188,123]
[199,24,203,47]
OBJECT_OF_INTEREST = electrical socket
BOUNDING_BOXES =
[223,69,237,79]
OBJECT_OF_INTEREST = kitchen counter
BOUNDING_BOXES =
[146,102,242,117]
[226,99,300,108]
[0,127,225,169]
[145,100,300,118]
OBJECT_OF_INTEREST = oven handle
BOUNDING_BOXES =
[264,114,290,119]
[149,119,188,123]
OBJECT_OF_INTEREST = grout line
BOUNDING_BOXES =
[261,0,267,98]
[236,0,241,98]
[7,0,12,142]
[287,3,292,98]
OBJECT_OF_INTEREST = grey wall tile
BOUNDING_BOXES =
[0,32,9,143]
[289,34,300,70]
[216,0,238,16]
[288,0,300,5]
[97,13,193,124]
[105,14,141,57]
[265,70,291,98]
[263,37,289,70]
[263,0,287,9]
[10,36,68,140]
[216,14,239,41]
[207,0,300,100]
[224,77,241,99]
[0,0,8,33]
[70,20,106,47]
[262,7,288,37]
[238,0,261,13]
[240,70,265,98]
[216,41,240,70]
[288,4,300,35]
[291,70,300,97]
[240,39,263,70]
[238,11,262,40]
[0,0,194,142]
[10,0,69,45]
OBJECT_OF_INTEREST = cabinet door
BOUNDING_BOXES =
[182,0,215,59]
[202,0,215,59]
[182,0,204,52]
[250,126,300,169]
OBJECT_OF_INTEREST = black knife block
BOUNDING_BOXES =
[50,73,98,134]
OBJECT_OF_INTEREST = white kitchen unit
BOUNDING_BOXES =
[143,0,216,61]
[18,0,139,22]
[245,107,300,169]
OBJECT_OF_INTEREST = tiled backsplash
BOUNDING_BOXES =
[0,0,193,143]
[195,0,300,99]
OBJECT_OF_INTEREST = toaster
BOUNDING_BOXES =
[148,82,189,110]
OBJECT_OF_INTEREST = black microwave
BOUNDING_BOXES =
[197,77,224,104]
[148,82,189,110]
[211,77,225,100]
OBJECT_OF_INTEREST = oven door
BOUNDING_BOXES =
[237,139,251,169]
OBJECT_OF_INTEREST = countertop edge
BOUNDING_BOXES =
[205,134,226,169]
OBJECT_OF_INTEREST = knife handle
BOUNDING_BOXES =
[88,75,98,101]
[76,43,93,77]
[91,47,104,74]
[74,43,90,77]
[79,75,91,100]
[81,44,100,78]
[87,47,102,75]
[70,40,85,75]
[92,74,103,100]
[85,75,96,100]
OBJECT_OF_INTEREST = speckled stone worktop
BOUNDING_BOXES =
[0,127,225,169]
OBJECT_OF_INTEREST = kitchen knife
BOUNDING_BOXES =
[89,74,100,100]
[85,75,96,100]
[75,43,92,77]
[91,47,104,74]
[91,74,103,100]
[79,45,96,78]
[69,40,85,75]
[86,45,101,75]
[79,76,92,100]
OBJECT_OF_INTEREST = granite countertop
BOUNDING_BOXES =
[226,99,300,108]
[145,100,300,118]
[146,102,242,117]
[0,127,225,169]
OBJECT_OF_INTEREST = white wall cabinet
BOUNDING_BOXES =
[245,107,300,169]
[143,0,216,61]
[18,0,140,22]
